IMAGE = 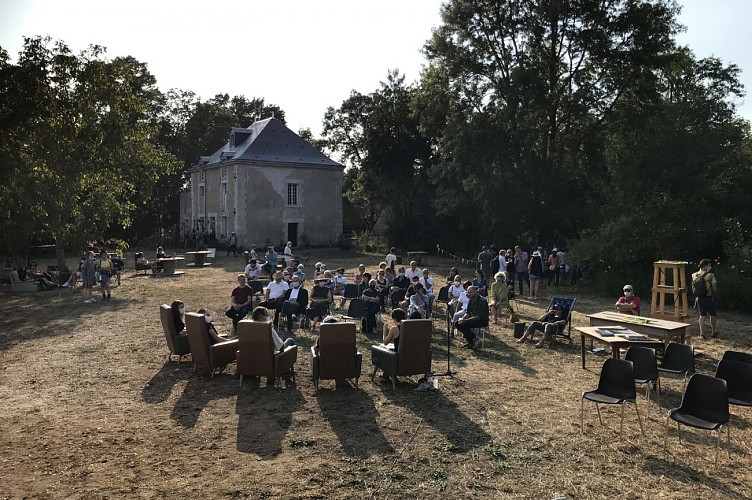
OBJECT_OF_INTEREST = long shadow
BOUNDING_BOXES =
[384,390,492,453]
[235,385,305,457]
[170,373,238,428]
[141,360,194,404]
[471,335,539,377]
[317,385,394,456]
[642,453,749,498]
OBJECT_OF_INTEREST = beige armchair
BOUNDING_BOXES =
[236,320,298,388]
[371,319,433,389]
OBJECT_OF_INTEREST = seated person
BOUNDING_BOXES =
[308,277,334,330]
[472,269,487,296]
[281,276,308,333]
[28,261,57,290]
[261,246,278,276]
[615,284,641,316]
[154,246,168,272]
[375,269,390,309]
[408,283,430,319]
[450,282,472,334]
[382,308,406,352]
[446,267,459,284]
[516,305,568,348]
[447,277,466,314]
[384,267,395,287]
[258,271,290,327]
[390,266,411,308]
[361,278,381,334]
[405,261,422,281]
[294,264,306,282]
[244,259,260,280]
[171,300,187,334]
[354,264,366,286]
[420,268,435,306]
[62,253,87,288]
[136,252,150,267]
[250,306,295,352]
[248,244,259,261]
[333,268,348,305]
[455,286,489,349]
[488,272,511,323]
[225,274,254,332]
[196,308,231,344]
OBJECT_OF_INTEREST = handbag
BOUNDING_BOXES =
[549,264,557,271]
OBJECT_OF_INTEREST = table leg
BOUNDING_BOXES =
[612,345,620,359]
[581,334,586,369]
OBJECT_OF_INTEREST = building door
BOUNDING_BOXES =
[287,223,298,247]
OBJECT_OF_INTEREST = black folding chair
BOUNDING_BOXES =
[721,350,752,366]
[581,358,643,438]
[341,298,367,332]
[658,342,694,393]
[625,346,659,416]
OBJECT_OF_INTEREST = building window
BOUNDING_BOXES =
[199,185,205,198]
[287,183,299,206]
[199,169,205,182]
[221,182,228,213]
[221,166,227,178]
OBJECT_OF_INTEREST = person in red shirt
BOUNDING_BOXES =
[615,284,641,315]
[225,274,254,331]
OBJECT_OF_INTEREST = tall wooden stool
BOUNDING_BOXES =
[650,261,690,340]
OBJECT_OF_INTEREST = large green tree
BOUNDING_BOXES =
[0,37,180,269]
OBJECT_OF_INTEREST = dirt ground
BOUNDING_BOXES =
[1,249,751,499]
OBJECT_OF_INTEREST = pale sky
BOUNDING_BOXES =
[1,0,750,136]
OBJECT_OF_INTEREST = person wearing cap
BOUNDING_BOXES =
[280,275,308,333]
[308,275,334,330]
[615,284,641,316]
[385,247,397,272]
[244,259,260,280]
[354,264,366,286]
[258,271,290,327]
[405,261,422,281]
[547,247,561,287]
[225,274,254,331]
[455,286,489,350]
[527,250,544,300]
[516,305,567,348]
[227,232,238,257]
[283,241,293,265]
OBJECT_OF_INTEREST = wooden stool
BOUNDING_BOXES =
[650,260,690,326]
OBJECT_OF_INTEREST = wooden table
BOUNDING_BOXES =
[587,311,690,344]
[407,251,429,266]
[577,326,664,369]
[157,257,185,276]
[185,251,211,267]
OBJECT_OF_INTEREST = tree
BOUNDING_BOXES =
[0,37,180,269]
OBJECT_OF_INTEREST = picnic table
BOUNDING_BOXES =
[407,251,429,266]
[157,257,185,277]
[185,250,211,267]
[587,311,690,344]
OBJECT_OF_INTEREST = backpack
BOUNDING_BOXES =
[691,272,708,297]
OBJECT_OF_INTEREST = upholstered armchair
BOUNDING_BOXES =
[311,321,362,391]
[159,304,191,362]
[185,312,238,377]
[371,319,433,389]
[236,320,298,387]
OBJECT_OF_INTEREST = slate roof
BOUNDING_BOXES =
[197,117,343,169]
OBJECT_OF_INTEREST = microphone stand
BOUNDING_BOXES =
[433,305,456,378]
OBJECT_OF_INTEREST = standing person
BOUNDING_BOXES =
[225,274,254,332]
[615,284,641,316]
[505,249,516,286]
[547,248,561,287]
[455,286,489,349]
[477,246,493,280]
[528,250,544,300]
[227,232,238,257]
[96,250,113,301]
[692,259,719,339]
[514,246,530,297]
[81,251,97,304]
[385,247,397,272]
[283,241,294,266]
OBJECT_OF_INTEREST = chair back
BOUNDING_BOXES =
[436,285,449,303]
[186,312,211,368]
[548,296,576,323]
[248,279,264,295]
[345,298,366,319]
[343,283,360,300]
[679,374,729,424]
[317,322,358,380]
[596,359,637,400]
[715,359,752,406]
[660,342,695,373]
[236,320,275,377]
[397,319,433,376]
[159,304,178,354]
[625,346,658,383]
[722,350,752,366]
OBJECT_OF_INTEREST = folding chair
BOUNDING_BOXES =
[546,296,576,343]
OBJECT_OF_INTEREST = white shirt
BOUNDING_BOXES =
[405,267,422,281]
[457,291,469,311]
[449,284,465,299]
[244,264,259,279]
[334,275,347,290]
[385,253,397,268]
[420,276,434,296]
[267,280,289,299]
[271,327,284,351]
[288,287,300,300]
[284,245,293,263]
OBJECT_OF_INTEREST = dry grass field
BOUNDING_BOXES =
[1,248,751,499]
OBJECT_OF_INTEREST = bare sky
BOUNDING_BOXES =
[1,0,749,135]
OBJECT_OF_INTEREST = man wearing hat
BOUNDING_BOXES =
[259,271,290,327]
[280,276,308,333]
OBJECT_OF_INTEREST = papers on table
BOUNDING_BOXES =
[595,328,652,341]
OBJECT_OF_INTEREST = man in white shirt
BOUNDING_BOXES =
[333,267,348,308]
[284,241,294,265]
[244,259,260,280]
[385,247,397,272]
[259,271,290,327]
[405,261,422,281]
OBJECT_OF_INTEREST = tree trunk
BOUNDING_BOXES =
[55,234,69,272]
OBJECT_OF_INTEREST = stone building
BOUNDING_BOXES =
[182,117,344,248]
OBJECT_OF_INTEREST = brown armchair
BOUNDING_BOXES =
[159,304,191,362]
[371,319,433,389]
[311,322,362,392]
[185,312,238,377]
[236,320,298,387]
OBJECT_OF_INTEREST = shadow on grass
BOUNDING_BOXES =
[170,371,237,428]
[317,385,394,456]
[141,359,194,404]
[236,384,305,458]
[471,336,539,377]
[642,452,749,498]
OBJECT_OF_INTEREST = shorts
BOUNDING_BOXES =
[698,296,716,316]
[529,274,542,282]
[100,274,111,286]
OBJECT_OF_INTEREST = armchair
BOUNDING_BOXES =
[159,304,191,362]
[371,319,432,389]
[311,322,362,392]
[185,312,238,377]
[236,320,298,387]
